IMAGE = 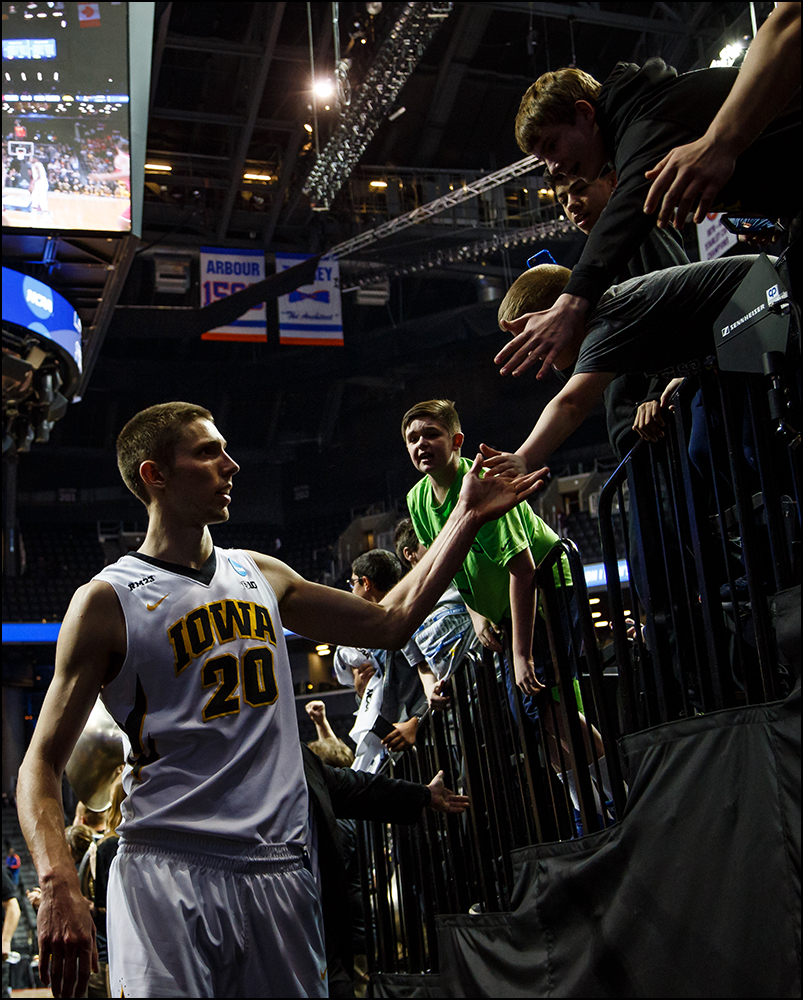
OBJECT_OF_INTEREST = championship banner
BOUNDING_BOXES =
[200,247,267,341]
[276,253,343,346]
[696,213,739,261]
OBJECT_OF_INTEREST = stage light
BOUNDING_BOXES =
[314,78,334,99]
[711,40,744,68]
[304,2,453,208]
[594,620,609,628]
[144,163,172,172]
[303,122,313,133]
[369,180,387,188]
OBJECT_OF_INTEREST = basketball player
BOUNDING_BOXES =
[87,139,130,230]
[17,402,547,999]
[29,153,49,215]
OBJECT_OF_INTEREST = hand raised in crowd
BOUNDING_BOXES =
[643,135,737,229]
[381,716,418,752]
[304,700,326,725]
[427,770,470,815]
[495,294,589,379]
[478,443,528,481]
[457,453,549,522]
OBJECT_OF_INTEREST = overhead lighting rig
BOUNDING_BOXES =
[330,154,542,259]
[303,2,453,210]
[344,212,574,290]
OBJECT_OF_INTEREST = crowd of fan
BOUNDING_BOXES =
[2,124,129,199]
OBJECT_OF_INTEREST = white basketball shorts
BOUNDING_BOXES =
[107,833,327,998]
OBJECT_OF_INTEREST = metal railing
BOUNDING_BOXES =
[354,370,799,981]
[599,369,799,734]
[353,258,800,986]
[356,537,627,977]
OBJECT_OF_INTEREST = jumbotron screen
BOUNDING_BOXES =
[2,2,132,233]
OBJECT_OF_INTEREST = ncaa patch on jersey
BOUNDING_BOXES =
[228,557,248,577]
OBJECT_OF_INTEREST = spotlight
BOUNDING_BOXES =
[313,78,335,99]
[710,40,744,68]
[304,3,453,206]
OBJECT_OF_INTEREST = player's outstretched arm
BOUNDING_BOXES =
[257,457,547,650]
[17,582,123,999]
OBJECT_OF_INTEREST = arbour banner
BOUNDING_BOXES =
[200,247,267,341]
[276,253,343,346]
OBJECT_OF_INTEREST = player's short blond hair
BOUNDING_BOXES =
[117,401,213,506]
[401,399,461,441]
[515,67,602,154]
[498,265,572,327]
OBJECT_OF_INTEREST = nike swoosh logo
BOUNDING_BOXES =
[146,594,169,611]
[320,966,328,981]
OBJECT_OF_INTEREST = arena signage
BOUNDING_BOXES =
[200,247,267,341]
[2,266,83,379]
[276,252,343,346]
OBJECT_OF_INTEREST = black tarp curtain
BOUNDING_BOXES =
[372,688,800,998]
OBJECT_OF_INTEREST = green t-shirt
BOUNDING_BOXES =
[407,457,563,625]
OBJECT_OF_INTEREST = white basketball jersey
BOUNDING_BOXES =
[96,548,307,847]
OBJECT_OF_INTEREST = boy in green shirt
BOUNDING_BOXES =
[403,399,612,826]
[403,399,559,698]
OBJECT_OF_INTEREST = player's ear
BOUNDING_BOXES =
[140,459,167,495]
[453,432,464,452]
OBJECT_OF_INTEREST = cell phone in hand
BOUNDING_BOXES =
[721,215,777,235]
[370,715,396,739]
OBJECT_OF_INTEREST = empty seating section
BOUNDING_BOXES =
[3,524,104,622]
[3,516,352,622]
[559,508,627,563]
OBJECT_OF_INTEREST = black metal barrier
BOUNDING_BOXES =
[356,537,629,979]
[353,255,800,989]
[599,367,800,735]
